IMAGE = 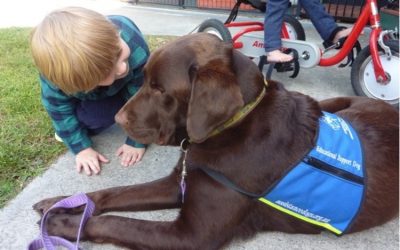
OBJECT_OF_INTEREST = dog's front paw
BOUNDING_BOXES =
[46,213,88,241]
[33,196,68,215]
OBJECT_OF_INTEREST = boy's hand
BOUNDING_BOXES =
[75,147,109,175]
[116,144,146,167]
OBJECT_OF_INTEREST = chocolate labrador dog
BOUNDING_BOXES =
[33,33,399,249]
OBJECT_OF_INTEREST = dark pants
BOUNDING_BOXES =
[264,0,337,52]
[76,92,126,135]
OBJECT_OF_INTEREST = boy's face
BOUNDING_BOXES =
[98,38,131,87]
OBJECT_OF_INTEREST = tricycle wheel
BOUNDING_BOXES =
[198,19,232,42]
[351,39,399,108]
[283,14,306,41]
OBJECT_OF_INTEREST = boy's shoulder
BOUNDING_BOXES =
[107,15,141,34]
[107,15,149,57]
[107,15,147,46]
[107,15,130,25]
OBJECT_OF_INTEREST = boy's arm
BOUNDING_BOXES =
[40,76,92,154]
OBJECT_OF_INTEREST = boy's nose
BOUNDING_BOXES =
[115,110,128,126]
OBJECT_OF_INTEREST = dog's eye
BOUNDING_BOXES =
[150,81,165,93]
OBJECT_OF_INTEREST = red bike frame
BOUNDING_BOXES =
[226,0,388,83]
[318,0,387,83]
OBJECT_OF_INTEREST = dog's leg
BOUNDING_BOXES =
[90,172,181,213]
[45,215,196,249]
[44,175,251,249]
[33,171,181,215]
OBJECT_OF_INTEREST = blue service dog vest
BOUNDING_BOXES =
[259,112,365,235]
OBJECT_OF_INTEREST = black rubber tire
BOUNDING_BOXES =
[283,14,306,41]
[198,19,232,42]
[351,39,399,108]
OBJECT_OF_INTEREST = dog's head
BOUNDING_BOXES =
[115,33,264,145]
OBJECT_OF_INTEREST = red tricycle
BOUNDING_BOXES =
[197,0,399,107]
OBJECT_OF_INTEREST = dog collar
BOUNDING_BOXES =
[180,80,268,203]
[203,79,268,140]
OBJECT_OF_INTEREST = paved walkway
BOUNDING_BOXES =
[0,1,398,249]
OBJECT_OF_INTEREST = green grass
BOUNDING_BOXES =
[0,27,177,208]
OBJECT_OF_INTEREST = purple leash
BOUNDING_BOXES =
[27,193,95,250]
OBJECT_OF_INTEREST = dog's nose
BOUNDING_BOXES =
[115,110,128,126]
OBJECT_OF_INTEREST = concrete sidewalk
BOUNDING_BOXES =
[0,1,398,249]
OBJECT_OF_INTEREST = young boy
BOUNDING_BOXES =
[30,7,150,176]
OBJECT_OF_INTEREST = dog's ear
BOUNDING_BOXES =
[186,53,244,143]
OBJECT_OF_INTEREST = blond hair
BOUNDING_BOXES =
[30,7,120,94]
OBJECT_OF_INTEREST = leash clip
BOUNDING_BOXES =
[179,139,190,203]
[180,138,189,153]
